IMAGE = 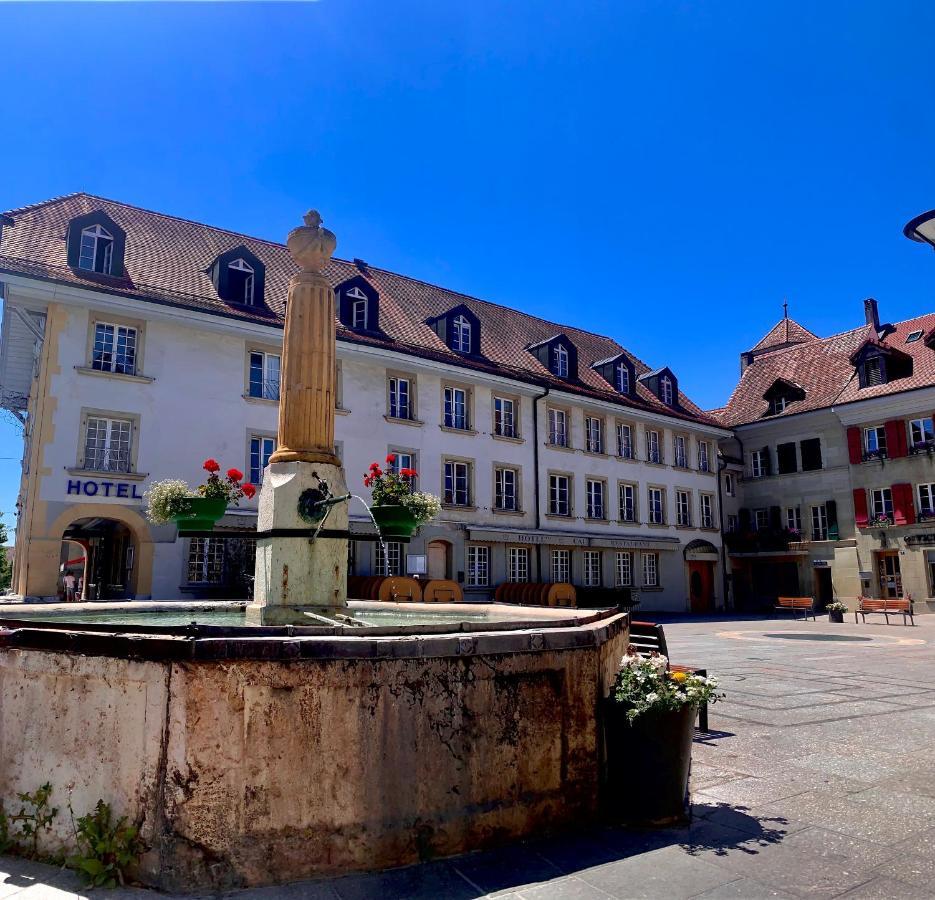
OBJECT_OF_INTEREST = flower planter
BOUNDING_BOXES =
[172,497,228,533]
[602,702,696,826]
[828,609,845,623]
[369,504,420,539]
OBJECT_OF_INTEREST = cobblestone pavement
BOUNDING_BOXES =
[4,614,935,899]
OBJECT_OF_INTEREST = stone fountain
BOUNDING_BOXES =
[245,210,349,624]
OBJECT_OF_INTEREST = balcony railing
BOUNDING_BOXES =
[909,439,935,456]
[724,528,801,554]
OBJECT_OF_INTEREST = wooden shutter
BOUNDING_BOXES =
[826,499,839,540]
[769,506,782,530]
[847,427,862,465]
[885,420,907,459]
[853,489,869,528]
[893,482,915,525]
[761,448,772,476]
[739,508,751,531]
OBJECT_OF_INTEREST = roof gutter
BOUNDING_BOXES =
[532,385,551,580]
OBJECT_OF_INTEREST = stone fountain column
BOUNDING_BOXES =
[245,211,349,625]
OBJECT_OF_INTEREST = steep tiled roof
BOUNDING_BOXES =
[0,192,720,427]
[750,316,818,352]
[716,312,935,427]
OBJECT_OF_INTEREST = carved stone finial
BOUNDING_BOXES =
[287,209,336,272]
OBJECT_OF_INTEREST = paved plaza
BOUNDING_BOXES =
[4,613,935,899]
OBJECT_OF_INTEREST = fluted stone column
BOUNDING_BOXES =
[246,211,349,624]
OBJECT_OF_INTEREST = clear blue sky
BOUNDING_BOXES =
[2,0,935,536]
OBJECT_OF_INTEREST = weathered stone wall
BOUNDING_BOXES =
[0,614,626,891]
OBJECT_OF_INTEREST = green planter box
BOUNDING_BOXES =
[370,504,420,539]
[172,497,228,533]
[602,702,696,826]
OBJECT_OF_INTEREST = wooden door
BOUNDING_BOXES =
[688,561,714,613]
[427,541,449,580]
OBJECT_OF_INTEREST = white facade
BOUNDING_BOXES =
[2,270,729,611]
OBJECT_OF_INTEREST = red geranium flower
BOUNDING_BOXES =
[386,454,396,464]
[363,474,374,487]
[369,462,381,472]
[227,468,244,482]
[242,483,257,499]
[203,458,220,473]
[400,468,418,478]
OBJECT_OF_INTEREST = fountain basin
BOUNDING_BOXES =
[0,601,627,891]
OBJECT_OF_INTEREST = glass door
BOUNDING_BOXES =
[878,553,903,599]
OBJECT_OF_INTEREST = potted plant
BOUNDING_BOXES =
[145,459,256,533]
[603,646,723,826]
[826,600,848,623]
[363,456,441,538]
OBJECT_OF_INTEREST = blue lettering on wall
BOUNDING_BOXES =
[66,479,145,501]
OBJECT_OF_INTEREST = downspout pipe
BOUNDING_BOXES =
[532,385,551,581]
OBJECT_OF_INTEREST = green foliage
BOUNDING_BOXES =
[399,491,442,524]
[0,512,11,591]
[0,783,58,858]
[68,800,146,889]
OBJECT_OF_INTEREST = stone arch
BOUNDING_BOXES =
[683,539,719,560]
[48,503,155,598]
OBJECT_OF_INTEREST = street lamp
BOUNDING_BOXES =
[904,209,935,250]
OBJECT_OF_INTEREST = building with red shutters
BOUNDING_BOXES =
[715,291,935,612]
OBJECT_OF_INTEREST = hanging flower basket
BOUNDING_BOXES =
[369,504,420,539]
[172,497,229,533]
[362,456,442,538]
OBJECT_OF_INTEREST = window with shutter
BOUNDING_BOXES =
[853,489,869,528]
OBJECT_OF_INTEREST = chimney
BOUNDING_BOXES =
[864,298,880,332]
[740,351,755,374]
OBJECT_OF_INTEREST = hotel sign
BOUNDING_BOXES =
[66,478,144,500]
[467,529,678,551]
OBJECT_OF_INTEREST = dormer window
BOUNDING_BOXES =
[768,396,786,416]
[338,277,379,332]
[452,315,472,354]
[593,353,634,396]
[638,366,678,407]
[762,378,806,417]
[615,362,630,393]
[347,286,369,329]
[210,246,266,307]
[228,258,255,305]
[79,224,114,274]
[553,343,569,378]
[865,355,883,386]
[67,211,126,277]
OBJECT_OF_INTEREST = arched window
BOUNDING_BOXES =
[346,285,369,329]
[615,362,630,393]
[79,224,114,274]
[452,314,472,353]
[553,343,569,378]
[660,375,673,405]
[228,258,255,305]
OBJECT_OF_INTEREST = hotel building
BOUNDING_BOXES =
[0,194,728,609]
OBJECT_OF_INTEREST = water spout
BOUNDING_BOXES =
[349,494,389,567]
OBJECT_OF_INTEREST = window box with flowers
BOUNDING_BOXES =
[144,459,255,533]
[363,455,441,539]
[603,646,723,825]
[868,514,893,528]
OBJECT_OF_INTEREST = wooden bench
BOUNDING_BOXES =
[855,597,915,625]
[628,621,709,732]
[775,597,816,620]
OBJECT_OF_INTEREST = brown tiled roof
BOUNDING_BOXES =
[0,192,721,428]
[750,316,818,352]
[717,311,935,427]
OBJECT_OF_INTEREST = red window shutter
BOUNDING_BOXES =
[884,420,899,457]
[885,420,906,458]
[853,488,869,528]
[893,482,915,525]
[847,427,862,464]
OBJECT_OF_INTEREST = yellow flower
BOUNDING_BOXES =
[670,671,688,683]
